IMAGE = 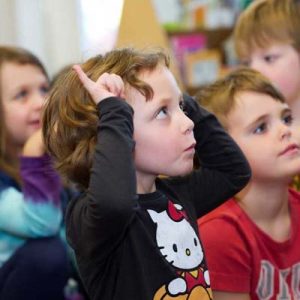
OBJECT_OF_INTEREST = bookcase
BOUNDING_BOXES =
[116,0,235,95]
[166,27,233,95]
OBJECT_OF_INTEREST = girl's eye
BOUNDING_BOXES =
[253,122,267,134]
[283,114,293,125]
[40,85,49,95]
[156,107,168,120]
[15,89,28,100]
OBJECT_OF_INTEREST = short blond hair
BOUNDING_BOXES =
[195,67,285,129]
[234,0,300,61]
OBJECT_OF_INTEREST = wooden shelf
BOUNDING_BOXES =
[165,27,233,95]
[166,27,232,49]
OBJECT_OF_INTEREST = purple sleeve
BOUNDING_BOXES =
[20,154,62,206]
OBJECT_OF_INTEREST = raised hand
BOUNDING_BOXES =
[72,65,125,104]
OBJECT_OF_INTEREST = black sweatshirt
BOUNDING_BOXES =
[66,96,251,300]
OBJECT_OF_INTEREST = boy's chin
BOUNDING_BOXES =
[160,162,194,178]
[175,166,194,177]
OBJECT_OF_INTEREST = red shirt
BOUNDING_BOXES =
[198,189,300,300]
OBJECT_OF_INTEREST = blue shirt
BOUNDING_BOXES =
[0,155,63,267]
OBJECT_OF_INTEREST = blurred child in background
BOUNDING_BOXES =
[234,0,300,124]
[0,46,69,300]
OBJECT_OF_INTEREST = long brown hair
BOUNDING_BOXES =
[0,46,48,182]
[42,47,170,190]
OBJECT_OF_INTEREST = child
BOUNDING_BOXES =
[197,67,300,300]
[42,47,251,300]
[0,46,69,300]
[234,0,300,125]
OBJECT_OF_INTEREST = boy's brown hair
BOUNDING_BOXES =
[42,47,170,190]
[0,46,49,181]
[234,0,300,62]
[195,67,285,129]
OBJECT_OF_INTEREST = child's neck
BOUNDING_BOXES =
[5,143,21,169]
[235,180,291,242]
[136,172,156,194]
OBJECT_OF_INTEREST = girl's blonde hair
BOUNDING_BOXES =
[195,67,285,129]
[234,0,300,61]
[42,47,170,190]
[0,46,48,182]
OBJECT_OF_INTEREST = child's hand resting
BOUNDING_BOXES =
[22,129,45,157]
[72,65,125,104]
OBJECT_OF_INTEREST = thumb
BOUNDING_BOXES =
[72,64,94,93]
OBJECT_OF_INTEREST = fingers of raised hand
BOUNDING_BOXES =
[73,65,125,104]
[100,73,125,99]
[72,65,94,92]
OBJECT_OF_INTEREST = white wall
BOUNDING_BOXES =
[0,0,82,77]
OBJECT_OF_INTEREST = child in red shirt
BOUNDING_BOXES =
[197,67,300,300]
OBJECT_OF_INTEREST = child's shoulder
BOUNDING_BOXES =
[290,175,300,192]
[198,198,252,246]
[0,170,19,191]
[198,198,242,225]
[288,188,300,204]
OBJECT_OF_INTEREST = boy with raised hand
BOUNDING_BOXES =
[42,47,250,300]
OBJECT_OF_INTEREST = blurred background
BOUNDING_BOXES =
[0,0,252,92]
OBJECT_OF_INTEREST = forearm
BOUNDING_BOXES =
[87,98,137,215]
[194,110,251,186]
[67,98,138,255]
[184,95,251,214]
[185,94,250,182]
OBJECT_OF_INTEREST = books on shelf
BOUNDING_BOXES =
[170,33,221,87]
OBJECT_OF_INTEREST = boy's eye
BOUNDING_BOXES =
[253,122,267,134]
[283,114,293,125]
[156,107,168,120]
[15,89,28,100]
[240,60,250,66]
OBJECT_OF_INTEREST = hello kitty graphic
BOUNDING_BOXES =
[148,201,212,300]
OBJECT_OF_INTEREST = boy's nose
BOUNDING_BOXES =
[250,59,263,72]
[250,59,271,77]
[182,113,194,135]
[280,124,292,140]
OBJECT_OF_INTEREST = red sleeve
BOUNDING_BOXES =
[198,217,252,293]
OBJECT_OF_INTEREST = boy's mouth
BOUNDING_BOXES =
[279,143,300,156]
[184,143,196,152]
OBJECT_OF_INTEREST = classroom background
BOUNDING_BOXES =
[0,0,253,96]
